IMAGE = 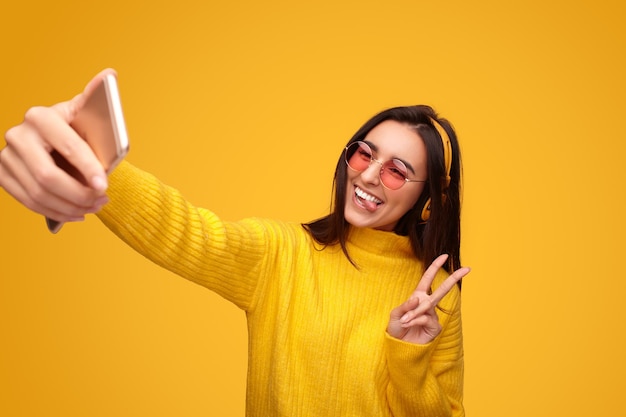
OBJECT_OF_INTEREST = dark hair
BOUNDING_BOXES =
[302,105,463,285]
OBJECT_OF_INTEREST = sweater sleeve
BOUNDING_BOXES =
[385,282,464,417]
[96,161,268,310]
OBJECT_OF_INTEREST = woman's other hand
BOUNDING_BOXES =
[387,254,470,344]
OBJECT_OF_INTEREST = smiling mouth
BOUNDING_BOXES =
[355,186,383,206]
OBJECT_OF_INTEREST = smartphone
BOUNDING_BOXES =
[46,73,130,233]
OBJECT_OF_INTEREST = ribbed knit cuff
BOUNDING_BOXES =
[385,331,436,389]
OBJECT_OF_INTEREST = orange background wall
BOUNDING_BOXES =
[1,1,625,416]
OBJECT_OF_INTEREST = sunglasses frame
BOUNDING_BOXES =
[344,141,426,190]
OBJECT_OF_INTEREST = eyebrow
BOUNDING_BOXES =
[364,140,417,174]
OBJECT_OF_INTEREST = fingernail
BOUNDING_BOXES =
[91,175,108,192]
[400,314,409,323]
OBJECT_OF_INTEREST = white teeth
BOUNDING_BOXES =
[355,187,382,204]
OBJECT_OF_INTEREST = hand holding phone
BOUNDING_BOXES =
[46,73,130,233]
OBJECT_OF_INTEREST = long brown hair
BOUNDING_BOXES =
[302,105,463,285]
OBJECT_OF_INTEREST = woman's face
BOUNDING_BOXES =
[344,120,427,231]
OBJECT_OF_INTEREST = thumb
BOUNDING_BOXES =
[53,68,118,123]
[390,296,420,321]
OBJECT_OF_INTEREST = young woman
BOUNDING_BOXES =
[0,69,470,416]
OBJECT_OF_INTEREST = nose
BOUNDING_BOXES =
[359,159,382,186]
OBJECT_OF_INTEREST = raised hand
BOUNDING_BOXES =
[387,254,470,344]
[0,69,115,222]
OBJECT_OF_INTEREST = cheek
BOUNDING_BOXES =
[393,186,424,212]
[344,169,358,189]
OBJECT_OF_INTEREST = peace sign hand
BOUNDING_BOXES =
[387,254,471,345]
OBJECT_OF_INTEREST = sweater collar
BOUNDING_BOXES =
[347,227,414,258]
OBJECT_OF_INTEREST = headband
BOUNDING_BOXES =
[428,117,452,188]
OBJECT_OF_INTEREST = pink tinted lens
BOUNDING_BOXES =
[380,159,409,189]
[346,142,372,171]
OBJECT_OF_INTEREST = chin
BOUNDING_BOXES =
[344,210,396,231]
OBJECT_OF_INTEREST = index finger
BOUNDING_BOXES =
[429,266,471,306]
[26,104,107,193]
[415,253,450,294]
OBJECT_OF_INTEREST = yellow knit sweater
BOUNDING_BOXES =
[97,162,464,417]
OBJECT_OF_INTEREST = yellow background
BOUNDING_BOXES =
[1,0,624,416]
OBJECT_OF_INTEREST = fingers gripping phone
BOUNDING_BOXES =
[46,74,130,233]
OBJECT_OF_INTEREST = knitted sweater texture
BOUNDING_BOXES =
[97,162,464,417]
